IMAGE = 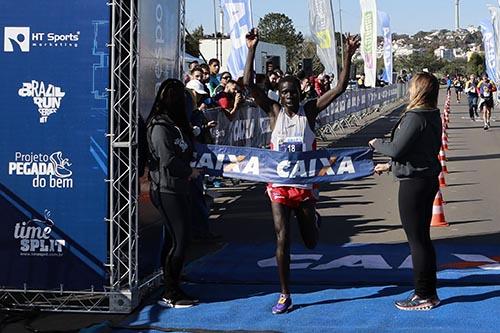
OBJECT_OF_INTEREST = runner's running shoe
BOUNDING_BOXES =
[158,290,198,308]
[394,293,440,311]
[272,294,293,314]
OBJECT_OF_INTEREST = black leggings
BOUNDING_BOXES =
[152,191,191,291]
[398,177,439,298]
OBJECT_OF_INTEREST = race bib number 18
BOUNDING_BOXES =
[278,136,304,152]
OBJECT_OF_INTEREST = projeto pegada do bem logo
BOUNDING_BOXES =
[4,26,80,52]
[8,151,74,189]
[13,210,65,256]
[18,80,65,123]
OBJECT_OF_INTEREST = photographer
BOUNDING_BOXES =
[214,79,244,120]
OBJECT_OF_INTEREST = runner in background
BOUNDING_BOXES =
[464,74,479,121]
[453,74,464,103]
[477,73,497,130]
[243,28,360,315]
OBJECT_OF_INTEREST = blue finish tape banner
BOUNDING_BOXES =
[193,144,374,183]
[0,0,109,290]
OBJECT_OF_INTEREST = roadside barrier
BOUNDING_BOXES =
[203,83,409,147]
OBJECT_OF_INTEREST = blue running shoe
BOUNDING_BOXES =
[394,292,440,311]
[272,294,292,314]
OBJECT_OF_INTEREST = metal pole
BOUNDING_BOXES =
[213,0,219,60]
[455,0,460,30]
[219,0,224,64]
[338,0,345,66]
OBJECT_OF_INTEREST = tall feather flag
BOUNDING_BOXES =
[222,0,253,79]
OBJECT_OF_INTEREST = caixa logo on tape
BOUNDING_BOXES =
[18,80,65,123]
[13,210,65,257]
[3,26,80,53]
[8,151,74,189]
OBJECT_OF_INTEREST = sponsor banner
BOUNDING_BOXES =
[138,0,182,119]
[359,0,377,87]
[136,1,184,281]
[316,84,400,127]
[378,11,393,84]
[488,6,500,84]
[205,85,400,147]
[308,0,338,82]
[480,18,498,84]
[222,0,253,79]
[204,103,272,147]
[192,144,374,184]
[0,0,109,290]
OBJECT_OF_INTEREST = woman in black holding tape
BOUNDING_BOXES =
[369,72,442,310]
[147,79,201,308]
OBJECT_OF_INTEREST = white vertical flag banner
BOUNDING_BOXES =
[222,0,253,79]
[308,0,338,82]
[359,0,377,87]
[479,19,498,83]
[378,11,392,84]
[488,5,500,84]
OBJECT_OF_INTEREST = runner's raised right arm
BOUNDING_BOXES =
[243,28,279,115]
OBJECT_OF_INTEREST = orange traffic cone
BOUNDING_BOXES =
[431,190,449,227]
[439,146,447,161]
[442,133,449,151]
[443,128,449,141]
[440,153,448,173]
[438,171,447,187]
[442,114,449,129]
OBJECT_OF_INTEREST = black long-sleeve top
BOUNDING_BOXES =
[371,108,442,179]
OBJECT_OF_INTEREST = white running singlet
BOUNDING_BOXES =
[270,105,316,188]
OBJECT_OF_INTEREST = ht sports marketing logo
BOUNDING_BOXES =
[3,26,80,53]
[18,80,66,123]
[13,209,66,257]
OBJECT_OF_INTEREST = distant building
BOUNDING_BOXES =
[394,44,416,57]
[466,25,479,34]
[199,38,286,75]
[453,48,466,59]
[434,46,454,60]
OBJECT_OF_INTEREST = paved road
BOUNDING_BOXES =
[208,89,500,246]
[4,89,499,333]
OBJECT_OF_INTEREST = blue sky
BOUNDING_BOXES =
[186,0,498,36]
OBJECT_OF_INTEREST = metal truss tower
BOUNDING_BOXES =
[0,0,186,313]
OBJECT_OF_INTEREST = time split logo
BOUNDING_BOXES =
[18,80,65,123]
[8,151,74,189]
[13,210,65,256]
